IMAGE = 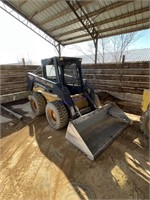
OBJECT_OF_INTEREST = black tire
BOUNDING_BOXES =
[45,100,69,129]
[141,109,150,138]
[29,93,46,116]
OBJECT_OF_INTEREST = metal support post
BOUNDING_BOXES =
[94,37,98,64]
[58,43,61,57]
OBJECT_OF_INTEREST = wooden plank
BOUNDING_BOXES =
[122,75,149,82]
[120,69,149,75]
[1,83,28,93]
[1,85,28,94]
[1,73,42,80]
[1,85,28,91]
[93,84,145,92]
[82,62,149,69]
[1,76,27,83]
[0,68,37,73]
[82,69,94,74]
[116,100,141,109]
[93,84,144,94]
[83,69,149,75]
[0,65,39,70]
[1,87,28,95]
[89,80,149,88]
[94,74,120,80]
[1,86,28,93]
[0,91,29,103]
[115,100,142,115]
[1,74,29,78]
[93,74,149,82]
[1,81,28,87]
[96,90,142,103]
[83,74,95,79]
[1,71,35,76]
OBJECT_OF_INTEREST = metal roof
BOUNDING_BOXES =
[1,0,150,46]
[82,48,150,63]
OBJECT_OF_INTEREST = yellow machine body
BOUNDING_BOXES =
[141,89,150,112]
[33,86,89,110]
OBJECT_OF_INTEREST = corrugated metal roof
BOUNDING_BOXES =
[2,0,150,46]
[82,48,150,63]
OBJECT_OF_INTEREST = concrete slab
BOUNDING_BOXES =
[10,102,35,119]
[2,99,35,120]
[0,115,12,124]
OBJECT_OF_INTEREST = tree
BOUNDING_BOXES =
[72,38,110,63]
[73,41,95,63]
[98,38,110,63]
[109,32,143,63]
[71,31,143,63]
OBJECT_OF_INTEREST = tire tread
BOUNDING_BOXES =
[30,93,46,115]
[46,100,69,129]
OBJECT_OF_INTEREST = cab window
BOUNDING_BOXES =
[45,65,56,82]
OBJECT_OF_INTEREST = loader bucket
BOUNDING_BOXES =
[66,103,131,160]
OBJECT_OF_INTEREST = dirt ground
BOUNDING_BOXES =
[0,101,149,200]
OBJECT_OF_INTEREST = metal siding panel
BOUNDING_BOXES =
[62,36,91,45]
[57,30,86,41]
[3,0,150,45]
[142,11,150,19]
[19,1,35,16]
[9,0,20,7]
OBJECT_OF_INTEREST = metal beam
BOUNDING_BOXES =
[95,38,98,64]
[0,0,61,48]
[39,1,92,26]
[66,1,98,40]
[57,43,61,57]
[60,18,149,43]
[29,1,56,20]
[49,0,133,33]
[18,0,26,9]
[62,25,149,45]
[66,0,99,63]
[55,6,149,39]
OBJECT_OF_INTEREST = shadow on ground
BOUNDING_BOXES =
[1,99,149,199]
[28,115,149,199]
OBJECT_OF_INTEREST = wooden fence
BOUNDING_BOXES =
[0,62,149,114]
[82,61,149,114]
[0,65,39,103]
[82,62,149,95]
[0,65,39,95]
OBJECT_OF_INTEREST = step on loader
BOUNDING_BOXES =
[27,57,131,160]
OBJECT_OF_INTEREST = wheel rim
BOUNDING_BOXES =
[31,100,37,112]
[47,108,57,125]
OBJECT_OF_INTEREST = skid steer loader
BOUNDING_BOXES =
[27,57,131,160]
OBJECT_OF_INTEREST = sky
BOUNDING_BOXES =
[0,5,150,65]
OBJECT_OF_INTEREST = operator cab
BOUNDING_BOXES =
[41,57,84,95]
